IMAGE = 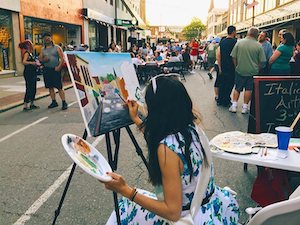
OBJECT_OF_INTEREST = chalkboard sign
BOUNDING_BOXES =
[253,76,300,137]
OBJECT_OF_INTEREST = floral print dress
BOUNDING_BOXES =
[106,127,239,225]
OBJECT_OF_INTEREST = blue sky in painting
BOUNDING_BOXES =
[65,51,132,79]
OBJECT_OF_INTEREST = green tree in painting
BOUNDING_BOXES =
[106,73,115,82]
[182,17,206,41]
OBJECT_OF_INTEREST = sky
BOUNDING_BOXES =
[146,0,229,26]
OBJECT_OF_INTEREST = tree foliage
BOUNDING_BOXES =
[182,17,206,41]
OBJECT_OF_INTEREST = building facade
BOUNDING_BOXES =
[20,0,84,53]
[227,0,300,46]
[0,0,146,77]
[83,0,146,52]
[206,0,227,40]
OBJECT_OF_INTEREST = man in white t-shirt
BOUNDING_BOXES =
[156,42,164,52]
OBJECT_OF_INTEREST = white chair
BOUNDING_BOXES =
[245,185,300,225]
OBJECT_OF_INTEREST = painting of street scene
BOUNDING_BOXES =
[64,52,144,136]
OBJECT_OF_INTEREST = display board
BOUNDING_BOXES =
[253,76,300,137]
[64,52,144,137]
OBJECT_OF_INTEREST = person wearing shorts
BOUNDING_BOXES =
[234,72,254,93]
[189,39,199,73]
[40,33,68,110]
[205,41,218,79]
[229,27,265,114]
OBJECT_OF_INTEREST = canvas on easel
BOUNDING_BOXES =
[64,52,145,137]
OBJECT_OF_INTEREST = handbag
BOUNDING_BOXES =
[168,127,213,225]
[251,167,291,207]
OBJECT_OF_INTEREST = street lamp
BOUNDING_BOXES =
[130,17,137,49]
[132,17,137,26]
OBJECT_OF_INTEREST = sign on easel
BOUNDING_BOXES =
[64,52,144,137]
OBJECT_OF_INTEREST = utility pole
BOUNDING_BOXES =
[252,0,255,26]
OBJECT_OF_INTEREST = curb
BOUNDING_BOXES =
[0,84,73,113]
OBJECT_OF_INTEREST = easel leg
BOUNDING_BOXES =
[105,131,121,225]
[52,129,87,225]
[125,126,149,170]
[52,163,76,225]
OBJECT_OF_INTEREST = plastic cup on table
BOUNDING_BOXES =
[275,126,293,151]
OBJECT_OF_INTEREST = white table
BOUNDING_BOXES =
[211,148,300,172]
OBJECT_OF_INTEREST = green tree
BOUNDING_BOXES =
[182,17,206,41]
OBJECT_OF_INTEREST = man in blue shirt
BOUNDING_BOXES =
[258,31,273,74]
[175,44,182,54]
[153,51,163,62]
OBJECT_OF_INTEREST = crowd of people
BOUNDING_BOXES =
[215,26,298,114]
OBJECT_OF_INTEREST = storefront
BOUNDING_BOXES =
[23,17,82,54]
[0,0,21,75]
[0,9,15,72]
[88,20,109,51]
[116,27,128,51]
[20,0,83,57]
[84,8,114,51]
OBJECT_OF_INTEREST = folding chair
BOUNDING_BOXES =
[141,63,161,81]
[244,185,300,225]
[165,61,186,82]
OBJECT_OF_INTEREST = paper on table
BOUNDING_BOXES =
[277,150,288,159]
[256,150,278,161]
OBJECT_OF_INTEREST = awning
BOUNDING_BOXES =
[82,8,114,25]
[207,37,221,43]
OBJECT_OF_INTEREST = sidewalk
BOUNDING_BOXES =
[0,75,73,113]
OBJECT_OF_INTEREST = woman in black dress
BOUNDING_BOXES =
[19,40,39,111]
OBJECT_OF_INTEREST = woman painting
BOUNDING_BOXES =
[102,75,239,224]
[19,40,39,111]
[269,32,295,75]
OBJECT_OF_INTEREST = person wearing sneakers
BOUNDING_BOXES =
[189,39,199,74]
[229,27,265,114]
[39,33,68,110]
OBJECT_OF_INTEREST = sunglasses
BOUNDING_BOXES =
[149,73,181,94]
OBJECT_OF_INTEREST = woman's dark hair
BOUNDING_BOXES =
[19,40,32,50]
[171,51,176,57]
[283,32,295,46]
[110,42,116,49]
[140,76,207,186]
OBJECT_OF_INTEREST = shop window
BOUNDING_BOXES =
[0,9,14,71]
[254,0,264,16]
[110,0,113,6]
[237,4,241,22]
[89,21,97,51]
[279,0,292,5]
[265,0,276,11]
[24,17,81,54]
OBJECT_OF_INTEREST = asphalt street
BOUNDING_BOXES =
[1,69,299,225]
